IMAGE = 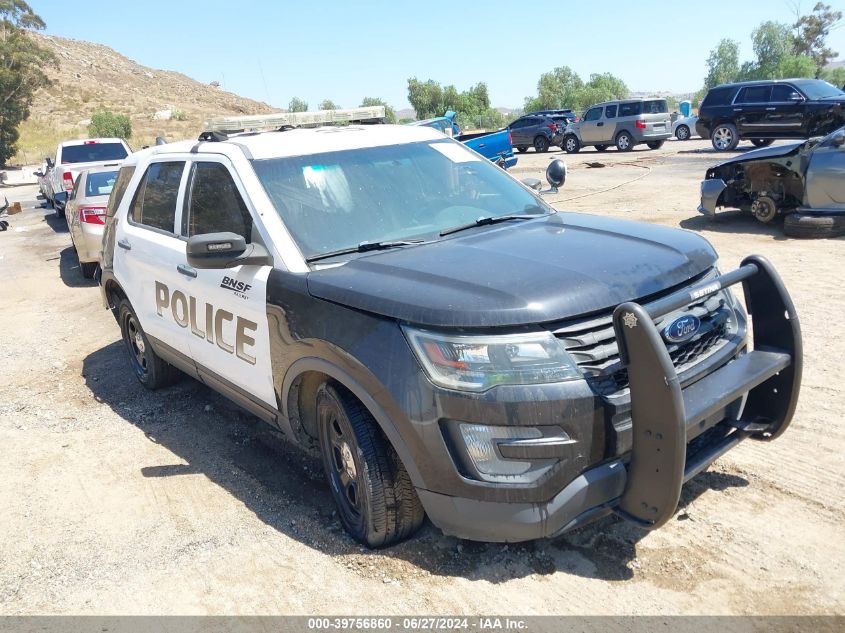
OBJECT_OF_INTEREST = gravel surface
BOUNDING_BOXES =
[0,138,843,615]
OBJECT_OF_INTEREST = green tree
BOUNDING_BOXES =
[360,97,396,123]
[777,54,817,79]
[523,68,627,113]
[406,78,502,129]
[319,99,340,110]
[704,39,740,89]
[288,97,308,112]
[0,0,55,165]
[407,78,444,119]
[743,21,795,79]
[822,65,845,87]
[88,110,131,139]
[793,2,843,76]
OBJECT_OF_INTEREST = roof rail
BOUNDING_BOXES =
[203,106,386,135]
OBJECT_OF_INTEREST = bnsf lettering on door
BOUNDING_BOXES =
[155,281,258,365]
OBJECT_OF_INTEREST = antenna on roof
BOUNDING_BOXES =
[202,106,386,135]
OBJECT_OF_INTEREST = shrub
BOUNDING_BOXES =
[88,111,132,139]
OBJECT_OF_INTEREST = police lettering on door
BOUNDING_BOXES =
[154,281,258,365]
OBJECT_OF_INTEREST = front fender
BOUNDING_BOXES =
[698,178,727,217]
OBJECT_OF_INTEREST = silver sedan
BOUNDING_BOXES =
[65,166,118,278]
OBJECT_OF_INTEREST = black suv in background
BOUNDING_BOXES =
[508,114,563,152]
[697,78,845,151]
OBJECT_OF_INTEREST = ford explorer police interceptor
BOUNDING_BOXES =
[98,107,802,547]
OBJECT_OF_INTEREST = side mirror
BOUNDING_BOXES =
[832,131,845,148]
[33,170,43,177]
[546,159,568,191]
[186,232,273,269]
[45,157,54,168]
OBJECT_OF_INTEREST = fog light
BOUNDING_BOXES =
[459,424,546,482]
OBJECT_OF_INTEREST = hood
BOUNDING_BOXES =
[306,213,717,328]
[714,141,806,167]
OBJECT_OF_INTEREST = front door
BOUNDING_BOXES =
[176,158,277,411]
[805,133,845,209]
[579,107,605,144]
[765,84,806,138]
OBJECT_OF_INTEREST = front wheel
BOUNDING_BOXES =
[563,135,580,154]
[118,299,180,389]
[616,132,634,152]
[751,138,774,148]
[711,123,739,151]
[533,136,549,153]
[317,384,424,548]
[647,141,665,150]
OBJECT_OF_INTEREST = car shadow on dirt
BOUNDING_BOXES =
[42,205,68,234]
[82,340,749,584]
[58,246,97,288]
[680,212,788,240]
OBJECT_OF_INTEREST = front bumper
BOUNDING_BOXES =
[698,178,728,217]
[421,256,801,541]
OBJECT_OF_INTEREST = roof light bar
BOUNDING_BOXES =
[203,106,386,134]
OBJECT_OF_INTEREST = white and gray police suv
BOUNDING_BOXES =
[99,108,802,547]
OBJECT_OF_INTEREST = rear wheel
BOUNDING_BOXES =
[647,141,665,150]
[118,299,180,389]
[533,136,549,153]
[616,131,633,152]
[594,145,608,152]
[317,383,424,548]
[563,135,580,154]
[516,146,528,153]
[711,123,739,151]
[783,213,845,238]
[675,125,691,140]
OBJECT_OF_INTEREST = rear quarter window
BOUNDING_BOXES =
[702,87,736,107]
[619,102,642,117]
[106,166,136,217]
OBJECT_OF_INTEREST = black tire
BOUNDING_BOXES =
[783,213,845,239]
[711,123,739,151]
[594,145,608,152]
[647,141,665,150]
[533,136,549,153]
[615,131,634,152]
[563,135,580,154]
[675,125,691,140]
[79,260,98,279]
[516,146,528,153]
[317,383,424,548]
[118,299,180,389]
[751,138,774,148]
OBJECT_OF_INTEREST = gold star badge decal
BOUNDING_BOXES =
[623,312,638,329]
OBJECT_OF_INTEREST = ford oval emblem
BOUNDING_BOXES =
[663,314,701,344]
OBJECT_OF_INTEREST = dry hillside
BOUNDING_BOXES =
[13,33,276,164]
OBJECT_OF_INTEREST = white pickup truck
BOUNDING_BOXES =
[43,138,130,216]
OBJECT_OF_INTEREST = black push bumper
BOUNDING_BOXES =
[611,254,801,529]
[421,256,801,541]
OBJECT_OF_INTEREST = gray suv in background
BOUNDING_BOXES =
[563,98,672,153]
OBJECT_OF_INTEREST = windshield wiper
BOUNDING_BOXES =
[439,211,547,237]
[305,239,428,263]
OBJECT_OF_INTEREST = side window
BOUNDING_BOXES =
[584,107,602,122]
[619,102,642,117]
[736,86,771,103]
[510,119,528,129]
[129,162,184,232]
[771,85,802,102]
[183,162,253,243]
[605,105,618,118]
[702,87,736,107]
[106,166,136,217]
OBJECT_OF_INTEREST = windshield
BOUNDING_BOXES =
[251,140,549,259]
[795,80,844,100]
[61,142,128,164]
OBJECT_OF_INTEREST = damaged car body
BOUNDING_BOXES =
[699,126,845,224]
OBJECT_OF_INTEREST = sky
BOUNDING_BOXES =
[35,0,845,111]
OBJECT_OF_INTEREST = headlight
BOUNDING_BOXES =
[403,327,581,392]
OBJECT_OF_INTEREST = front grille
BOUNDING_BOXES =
[552,292,736,397]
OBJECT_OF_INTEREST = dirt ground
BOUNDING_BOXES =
[0,138,843,616]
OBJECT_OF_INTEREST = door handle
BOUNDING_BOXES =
[765,107,776,111]
[733,108,743,112]
[477,143,486,148]
[177,264,197,278]
[117,239,131,251]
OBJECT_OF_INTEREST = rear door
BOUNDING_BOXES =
[177,158,277,411]
[765,84,806,137]
[113,159,192,356]
[734,85,772,137]
[639,99,671,137]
